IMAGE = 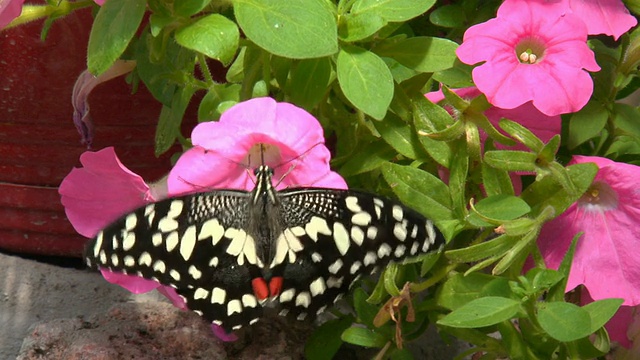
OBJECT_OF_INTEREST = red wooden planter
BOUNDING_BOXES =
[0,9,176,257]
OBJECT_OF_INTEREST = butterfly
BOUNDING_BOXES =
[85,164,444,331]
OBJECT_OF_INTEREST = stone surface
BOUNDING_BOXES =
[0,251,468,359]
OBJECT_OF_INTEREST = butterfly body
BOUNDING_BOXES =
[85,165,444,331]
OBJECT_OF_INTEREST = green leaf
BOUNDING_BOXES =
[445,234,514,263]
[583,298,624,333]
[499,119,545,152]
[175,14,239,66]
[341,327,387,348]
[484,150,538,172]
[568,101,609,149]
[473,195,531,221]
[613,102,640,137]
[88,0,146,75]
[437,297,521,328]
[481,162,515,196]
[520,163,598,215]
[338,12,386,42]
[197,83,241,121]
[547,233,580,302]
[305,315,354,360]
[381,163,453,222]
[448,140,468,216]
[537,302,592,342]
[374,37,459,73]
[234,0,338,58]
[435,272,496,310]
[432,59,474,88]
[337,45,394,119]
[338,141,397,177]
[351,0,436,22]
[288,57,332,110]
[135,32,195,106]
[429,4,466,28]
[353,288,379,327]
[374,114,424,160]
[174,0,211,17]
[155,84,196,156]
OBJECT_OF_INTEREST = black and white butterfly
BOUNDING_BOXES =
[84,164,445,332]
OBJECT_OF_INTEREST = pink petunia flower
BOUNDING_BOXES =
[60,98,346,341]
[536,156,640,346]
[168,97,347,195]
[0,0,24,29]
[456,0,600,116]
[563,0,637,40]
[425,87,561,152]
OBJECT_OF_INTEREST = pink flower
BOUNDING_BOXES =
[564,0,637,40]
[0,0,24,29]
[425,87,561,152]
[456,0,600,116]
[168,97,347,195]
[60,98,346,342]
[537,156,640,304]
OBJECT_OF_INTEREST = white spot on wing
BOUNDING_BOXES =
[377,243,392,258]
[153,260,166,273]
[394,244,406,258]
[350,226,364,246]
[123,255,134,267]
[138,252,152,267]
[93,232,103,257]
[194,288,209,300]
[125,213,137,230]
[295,291,311,308]
[211,287,226,304]
[328,259,343,274]
[345,196,362,213]
[350,261,362,274]
[199,218,225,244]
[363,251,377,266]
[305,216,332,242]
[310,277,326,296]
[333,222,350,255]
[227,299,242,315]
[392,205,404,222]
[170,269,181,281]
[152,233,162,247]
[393,222,407,241]
[188,265,202,280]
[242,294,258,308]
[351,212,372,226]
[165,232,179,252]
[179,225,197,260]
[279,288,296,303]
[367,226,378,240]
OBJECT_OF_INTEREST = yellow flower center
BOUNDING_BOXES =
[578,181,618,212]
[515,38,546,64]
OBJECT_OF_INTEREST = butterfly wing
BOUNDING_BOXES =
[84,190,265,331]
[274,189,445,320]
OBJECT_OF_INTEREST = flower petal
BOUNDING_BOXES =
[59,147,152,237]
[0,0,25,29]
[568,0,637,40]
[168,98,346,195]
[537,156,640,307]
[100,269,160,294]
